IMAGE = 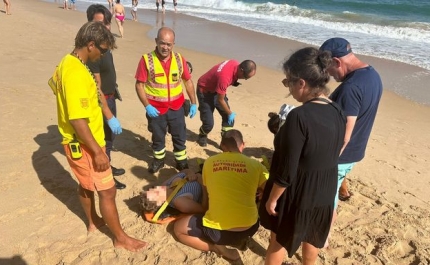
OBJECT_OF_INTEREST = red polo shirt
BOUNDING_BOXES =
[135,50,191,114]
[197,60,239,94]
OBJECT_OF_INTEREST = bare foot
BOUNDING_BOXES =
[114,235,148,252]
[322,232,330,249]
[323,238,329,249]
[213,245,240,262]
[87,217,106,232]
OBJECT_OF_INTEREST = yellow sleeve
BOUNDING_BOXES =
[62,66,94,120]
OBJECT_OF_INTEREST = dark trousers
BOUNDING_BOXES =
[147,107,186,153]
[103,95,116,161]
[197,89,232,135]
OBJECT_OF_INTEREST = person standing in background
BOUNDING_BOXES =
[131,0,138,21]
[156,0,177,12]
[86,4,127,190]
[3,0,11,14]
[113,0,125,38]
[135,27,197,174]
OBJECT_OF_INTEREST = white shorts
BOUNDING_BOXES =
[132,6,137,11]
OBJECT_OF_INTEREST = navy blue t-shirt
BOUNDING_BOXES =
[330,66,382,163]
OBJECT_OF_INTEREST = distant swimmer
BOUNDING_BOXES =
[114,0,125,38]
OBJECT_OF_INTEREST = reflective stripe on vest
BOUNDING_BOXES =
[143,51,184,103]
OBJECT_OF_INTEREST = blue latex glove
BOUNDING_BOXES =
[145,104,160,118]
[228,112,236,125]
[189,104,197,118]
[107,116,122,135]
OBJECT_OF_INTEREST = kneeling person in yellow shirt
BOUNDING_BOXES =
[173,129,268,262]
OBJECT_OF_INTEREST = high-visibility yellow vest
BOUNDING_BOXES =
[143,51,185,114]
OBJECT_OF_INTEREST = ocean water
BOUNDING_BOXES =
[57,0,430,104]
[87,0,430,71]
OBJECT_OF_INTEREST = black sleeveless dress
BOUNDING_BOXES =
[258,99,346,257]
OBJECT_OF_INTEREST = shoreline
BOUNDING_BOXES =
[137,4,430,107]
[1,0,430,264]
[48,0,430,106]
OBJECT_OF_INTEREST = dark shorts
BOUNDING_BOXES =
[187,214,259,246]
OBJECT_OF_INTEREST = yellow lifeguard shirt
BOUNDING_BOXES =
[54,54,105,146]
[202,152,269,230]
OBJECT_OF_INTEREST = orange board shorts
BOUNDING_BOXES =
[64,144,114,191]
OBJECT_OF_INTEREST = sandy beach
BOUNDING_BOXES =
[0,0,429,264]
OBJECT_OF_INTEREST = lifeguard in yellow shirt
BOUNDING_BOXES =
[173,129,268,262]
[51,21,147,252]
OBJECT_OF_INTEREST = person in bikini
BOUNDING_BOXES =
[113,0,125,38]
[69,0,76,10]
[63,0,68,10]
[156,0,165,13]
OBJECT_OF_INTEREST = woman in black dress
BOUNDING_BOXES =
[259,47,346,264]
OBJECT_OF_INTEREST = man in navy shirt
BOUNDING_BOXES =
[320,38,382,208]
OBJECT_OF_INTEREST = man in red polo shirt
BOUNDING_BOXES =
[196,59,256,147]
[135,27,197,173]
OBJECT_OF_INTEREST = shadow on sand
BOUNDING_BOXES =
[32,125,85,224]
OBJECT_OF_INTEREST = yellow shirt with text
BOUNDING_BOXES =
[202,152,269,230]
[54,54,105,146]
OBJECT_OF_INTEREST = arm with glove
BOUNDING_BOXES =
[183,78,197,118]
[135,80,160,118]
[217,93,236,125]
[93,73,122,135]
